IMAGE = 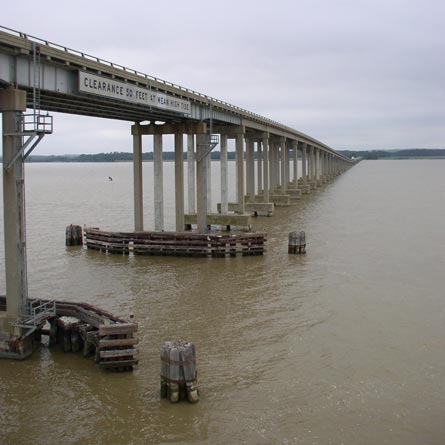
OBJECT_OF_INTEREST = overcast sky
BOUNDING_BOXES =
[2,0,444,154]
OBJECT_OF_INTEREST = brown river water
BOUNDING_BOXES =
[0,159,445,444]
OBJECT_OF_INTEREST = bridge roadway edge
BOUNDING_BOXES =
[0,26,353,160]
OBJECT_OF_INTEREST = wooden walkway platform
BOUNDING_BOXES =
[84,228,266,257]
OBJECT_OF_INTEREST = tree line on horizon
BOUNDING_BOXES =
[339,149,445,159]
[1,148,443,163]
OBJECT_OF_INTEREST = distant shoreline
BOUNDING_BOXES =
[1,149,443,163]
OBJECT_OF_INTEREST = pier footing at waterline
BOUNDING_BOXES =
[0,318,33,360]
[216,202,275,217]
[0,296,138,369]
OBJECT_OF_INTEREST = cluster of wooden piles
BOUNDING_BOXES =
[65,224,83,246]
[160,340,199,403]
[84,228,266,257]
[288,231,306,254]
[41,299,138,371]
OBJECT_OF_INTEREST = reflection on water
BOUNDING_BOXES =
[1,160,445,444]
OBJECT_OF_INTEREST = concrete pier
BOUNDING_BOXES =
[257,140,263,195]
[132,123,144,231]
[236,132,245,214]
[0,88,31,358]
[309,145,317,189]
[315,148,320,184]
[154,133,164,232]
[196,133,208,232]
[280,137,286,195]
[206,142,212,213]
[268,142,274,192]
[175,133,185,232]
[136,122,207,233]
[187,134,195,214]
[220,134,228,214]
[300,142,310,194]
[292,141,299,191]
[262,133,270,203]
[284,140,290,189]
[246,137,255,202]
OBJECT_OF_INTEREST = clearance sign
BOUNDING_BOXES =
[78,71,191,115]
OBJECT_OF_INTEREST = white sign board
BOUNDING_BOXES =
[78,71,191,115]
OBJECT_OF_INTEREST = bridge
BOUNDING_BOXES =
[0,25,358,359]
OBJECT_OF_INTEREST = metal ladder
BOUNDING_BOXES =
[33,41,41,117]
[198,101,219,161]
[4,42,53,172]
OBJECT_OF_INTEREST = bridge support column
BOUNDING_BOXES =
[275,143,280,191]
[187,134,195,214]
[309,146,317,189]
[175,133,185,232]
[154,134,164,232]
[257,140,263,195]
[262,133,270,203]
[271,142,278,192]
[307,145,315,182]
[321,152,327,182]
[326,153,332,180]
[315,148,320,184]
[206,141,212,212]
[280,137,286,194]
[0,88,32,358]
[245,135,250,200]
[220,134,228,214]
[275,143,280,192]
[300,142,310,194]
[285,141,290,188]
[246,137,255,202]
[292,141,299,190]
[236,133,245,214]
[308,145,313,183]
[196,134,208,232]
[133,123,144,231]
[268,142,274,192]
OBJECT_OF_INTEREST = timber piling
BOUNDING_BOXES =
[160,340,199,403]
[288,231,306,254]
[65,224,83,246]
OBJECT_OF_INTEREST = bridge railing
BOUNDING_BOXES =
[0,25,353,162]
[21,113,53,134]
[0,25,283,128]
